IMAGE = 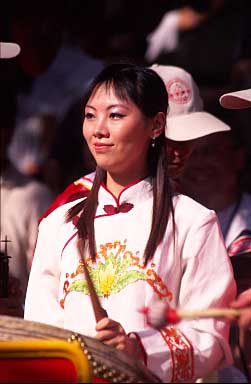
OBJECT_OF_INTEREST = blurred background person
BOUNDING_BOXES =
[1,3,104,194]
[173,93,251,381]
[0,42,23,317]
[144,0,249,93]
[178,107,251,263]
[219,88,251,383]
[0,55,55,308]
[151,64,230,187]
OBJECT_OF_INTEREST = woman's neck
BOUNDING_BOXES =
[106,171,148,197]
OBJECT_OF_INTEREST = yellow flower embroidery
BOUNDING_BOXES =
[98,259,117,296]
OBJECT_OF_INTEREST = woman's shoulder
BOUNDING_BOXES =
[173,193,217,223]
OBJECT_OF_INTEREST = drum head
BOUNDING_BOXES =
[0,316,161,383]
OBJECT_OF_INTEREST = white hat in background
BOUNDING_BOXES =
[219,89,251,109]
[0,42,21,59]
[151,64,231,141]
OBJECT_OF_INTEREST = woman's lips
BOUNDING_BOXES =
[94,142,114,152]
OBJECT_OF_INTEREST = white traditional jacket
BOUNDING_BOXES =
[24,178,236,382]
[0,165,54,299]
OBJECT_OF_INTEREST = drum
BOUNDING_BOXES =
[0,315,162,383]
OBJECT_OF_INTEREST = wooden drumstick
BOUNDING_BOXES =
[165,308,241,324]
[77,237,108,322]
[140,303,241,329]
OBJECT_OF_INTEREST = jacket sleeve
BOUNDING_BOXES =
[135,210,236,382]
[24,211,65,328]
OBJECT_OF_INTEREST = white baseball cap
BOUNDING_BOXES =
[151,64,231,141]
[220,89,251,109]
[0,42,21,59]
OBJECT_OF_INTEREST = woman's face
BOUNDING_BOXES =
[83,84,163,182]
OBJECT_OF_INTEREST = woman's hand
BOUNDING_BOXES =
[229,288,251,365]
[231,288,251,309]
[95,317,145,361]
[230,288,251,329]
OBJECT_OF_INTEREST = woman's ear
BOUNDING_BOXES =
[151,112,166,139]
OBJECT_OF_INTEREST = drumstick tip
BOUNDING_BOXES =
[165,308,181,324]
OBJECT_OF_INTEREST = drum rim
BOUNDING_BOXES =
[0,315,162,383]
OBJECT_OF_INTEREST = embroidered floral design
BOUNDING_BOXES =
[60,240,173,308]
[69,252,147,297]
[160,327,194,382]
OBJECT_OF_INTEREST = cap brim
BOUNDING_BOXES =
[165,111,231,141]
[0,42,21,59]
[219,89,251,109]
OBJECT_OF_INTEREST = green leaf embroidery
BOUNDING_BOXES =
[69,279,89,294]
[68,252,147,297]
[111,270,147,294]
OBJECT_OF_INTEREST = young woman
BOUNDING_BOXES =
[24,63,236,382]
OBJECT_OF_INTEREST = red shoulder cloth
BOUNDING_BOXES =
[39,176,94,223]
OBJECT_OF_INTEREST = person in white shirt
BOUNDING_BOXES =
[178,109,251,255]
[24,62,236,382]
[1,42,54,310]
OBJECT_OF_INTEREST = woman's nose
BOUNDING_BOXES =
[94,119,109,138]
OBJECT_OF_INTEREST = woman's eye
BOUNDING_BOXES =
[84,112,95,119]
[110,112,124,119]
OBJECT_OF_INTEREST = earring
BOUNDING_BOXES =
[151,137,155,148]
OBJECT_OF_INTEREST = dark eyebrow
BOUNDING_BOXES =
[85,104,95,110]
[108,103,130,109]
[85,103,130,111]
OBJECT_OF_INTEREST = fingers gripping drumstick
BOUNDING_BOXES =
[77,237,107,322]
